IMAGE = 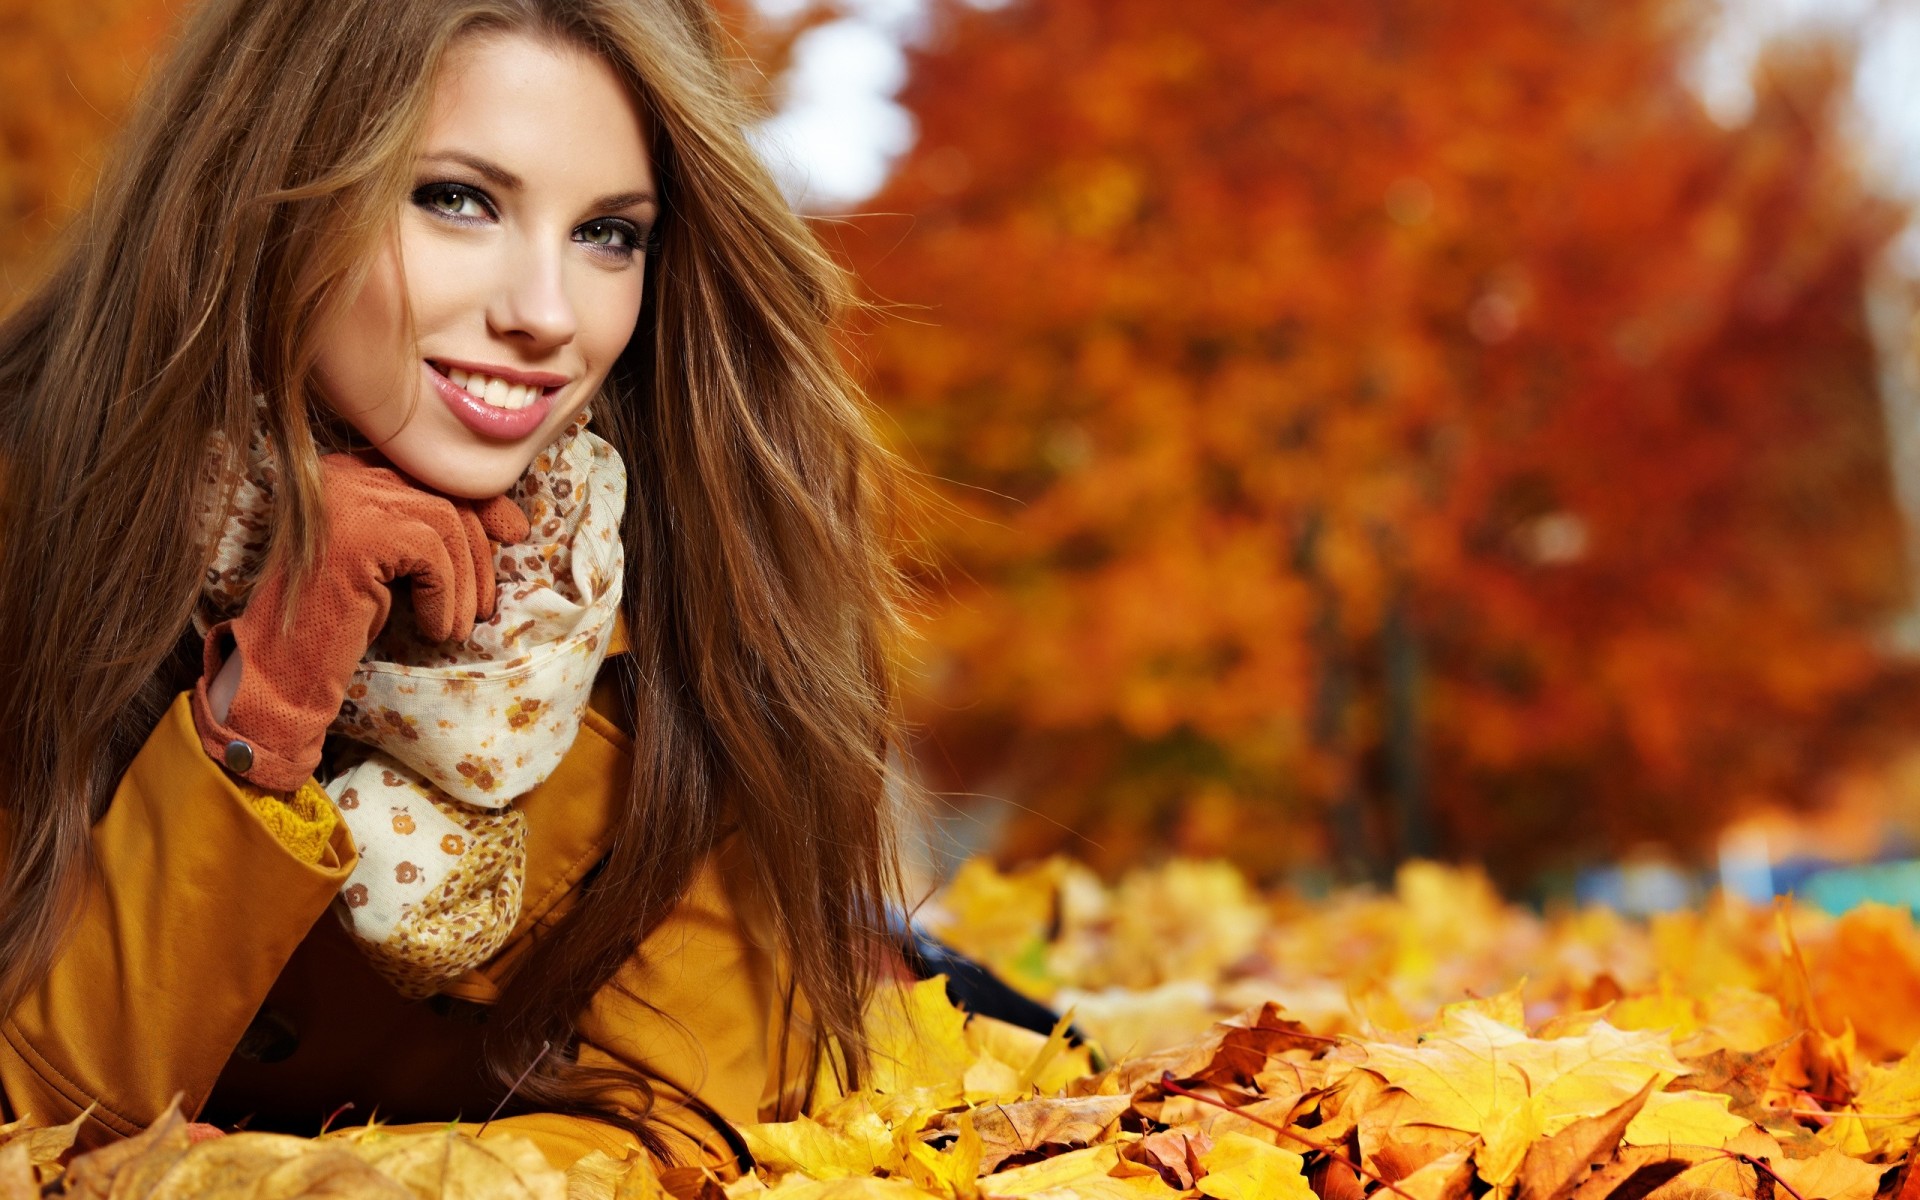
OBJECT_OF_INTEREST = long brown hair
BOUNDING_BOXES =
[0,0,908,1147]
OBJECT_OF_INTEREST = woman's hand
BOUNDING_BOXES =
[191,454,531,791]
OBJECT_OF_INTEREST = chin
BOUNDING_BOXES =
[382,450,534,501]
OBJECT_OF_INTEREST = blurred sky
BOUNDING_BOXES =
[751,0,1920,231]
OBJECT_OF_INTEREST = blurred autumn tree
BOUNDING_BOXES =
[841,0,1920,884]
[0,0,178,289]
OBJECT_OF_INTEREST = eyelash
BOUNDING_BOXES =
[409,181,656,262]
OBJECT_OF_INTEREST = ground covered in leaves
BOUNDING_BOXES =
[13,858,1920,1199]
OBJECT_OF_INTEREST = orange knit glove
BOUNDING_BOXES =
[191,454,531,790]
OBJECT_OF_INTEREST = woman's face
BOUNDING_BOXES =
[310,30,656,498]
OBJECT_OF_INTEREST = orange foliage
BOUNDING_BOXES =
[0,0,178,291]
[841,0,1920,880]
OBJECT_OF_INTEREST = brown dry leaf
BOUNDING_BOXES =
[1156,1093,1306,1147]
[1252,1054,1331,1100]
[245,1147,416,1199]
[1122,1128,1209,1190]
[1313,1065,1388,1143]
[62,1096,191,1199]
[1642,1126,1781,1200]
[965,1094,1130,1171]
[1389,1146,1476,1200]
[1356,1087,1475,1180]
[0,1142,34,1200]
[1567,1146,1706,1200]
[1092,1002,1324,1100]
[342,1127,567,1200]
[1681,1046,1789,1126]
[141,1132,313,1199]
[569,1149,671,1200]
[1768,1149,1888,1200]
[1312,1155,1366,1200]
[0,1106,89,1171]
[1517,1078,1659,1200]
[655,1163,726,1200]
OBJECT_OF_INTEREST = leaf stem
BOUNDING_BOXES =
[1729,1151,1811,1200]
[479,1040,552,1137]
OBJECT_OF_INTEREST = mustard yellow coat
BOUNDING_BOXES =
[0,628,806,1171]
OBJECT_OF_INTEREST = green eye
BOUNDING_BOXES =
[580,221,628,247]
[575,218,645,259]
[411,182,493,220]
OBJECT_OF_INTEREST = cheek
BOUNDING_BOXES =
[398,224,494,331]
[579,270,646,376]
[312,247,412,420]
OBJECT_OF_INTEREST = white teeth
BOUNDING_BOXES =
[440,364,547,410]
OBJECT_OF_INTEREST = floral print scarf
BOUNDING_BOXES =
[197,408,627,997]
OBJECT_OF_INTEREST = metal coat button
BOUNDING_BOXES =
[223,739,254,774]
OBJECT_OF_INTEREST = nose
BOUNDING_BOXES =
[486,233,577,349]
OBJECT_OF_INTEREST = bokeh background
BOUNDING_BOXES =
[10,0,1920,910]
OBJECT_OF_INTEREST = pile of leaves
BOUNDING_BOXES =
[13,858,1920,1200]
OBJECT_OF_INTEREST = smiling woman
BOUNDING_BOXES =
[317,32,656,496]
[0,0,908,1179]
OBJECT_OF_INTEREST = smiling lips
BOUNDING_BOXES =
[444,365,545,410]
[425,359,565,440]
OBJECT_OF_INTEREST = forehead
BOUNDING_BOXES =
[421,30,653,191]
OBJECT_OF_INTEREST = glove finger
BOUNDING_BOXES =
[436,500,480,640]
[397,521,468,643]
[475,494,531,547]
[458,504,501,624]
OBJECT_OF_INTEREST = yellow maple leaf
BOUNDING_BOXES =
[1194,1132,1314,1200]
[963,1008,1092,1098]
[755,1175,948,1198]
[815,979,977,1112]
[741,1110,896,1182]
[1622,1091,1751,1149]
[893,1107,981,1199]
[1823,1045,1920,1157]
[1356,1009,1688,1184]
[1431,982,1528,1033]
[979,1144,1125,1196]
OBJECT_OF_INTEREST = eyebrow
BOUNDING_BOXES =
[420,150,658,213]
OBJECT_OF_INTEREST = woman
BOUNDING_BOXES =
[0,0,907,1171]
